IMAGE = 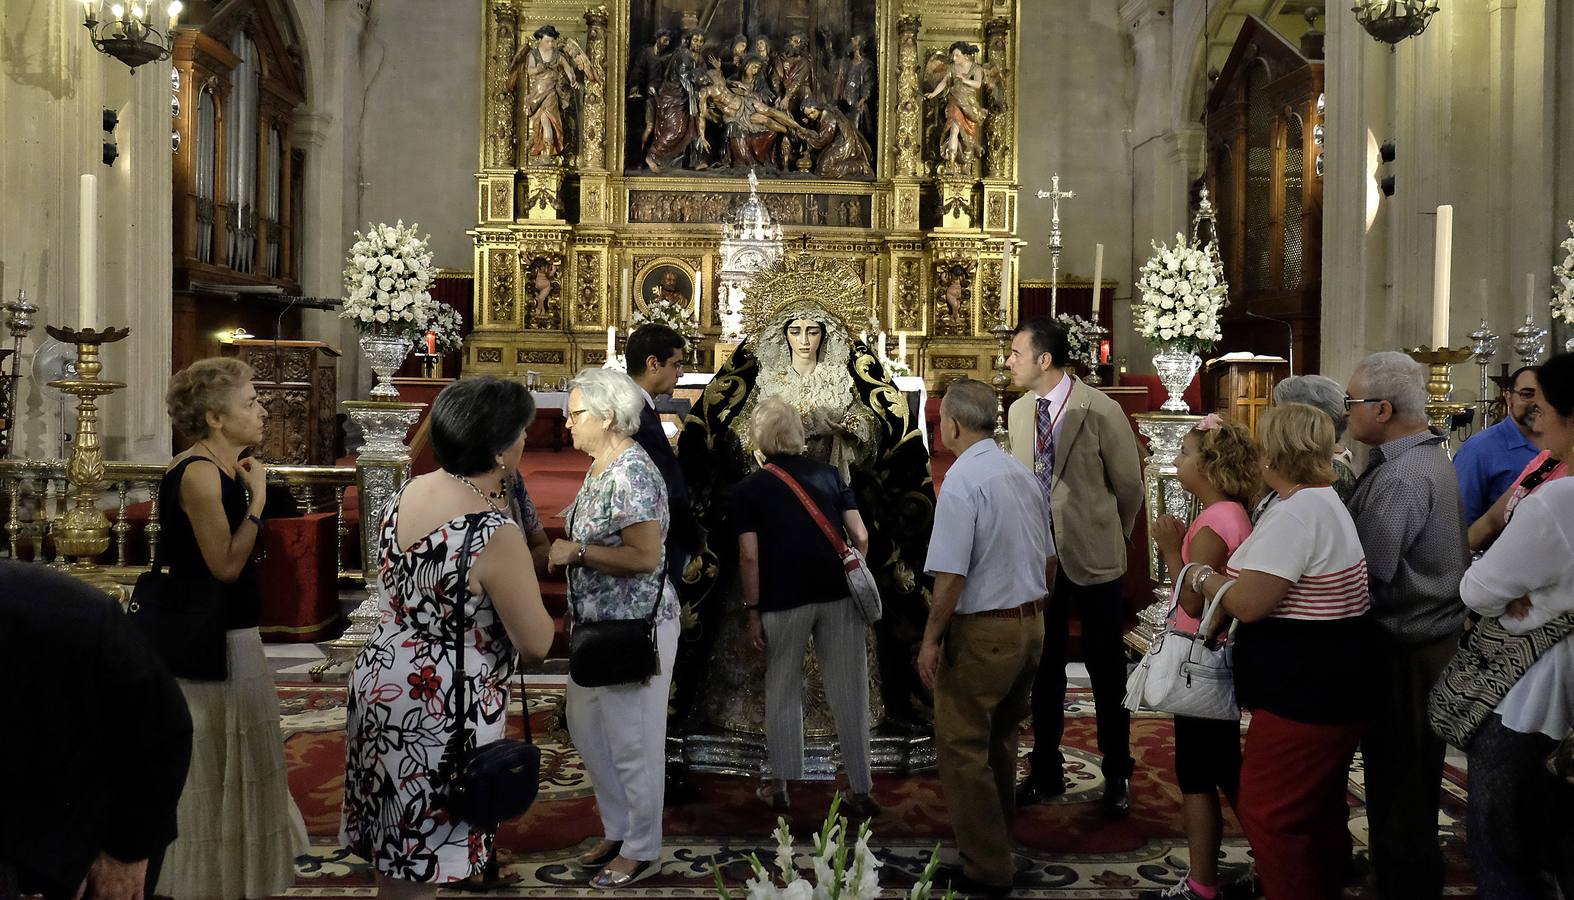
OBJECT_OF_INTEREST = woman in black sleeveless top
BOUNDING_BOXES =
[154,358,306,899]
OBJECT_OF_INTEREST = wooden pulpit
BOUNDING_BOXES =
[1204,354,1289,436]
[220,339,342,465]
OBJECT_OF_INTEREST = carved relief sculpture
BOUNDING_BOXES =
[523,254,564,329]
[488,251,517,323]
[580,7,609,170]
[983,17,1014,179]
[485,4,518,168]
[798,99,873,178]
[645,29,706,171]
[894,16,924,178]
[835,34,875,138]
[626,29,673,152]
[934,260,974,335]
[924,41,998,175]
[575,250,602,326]
[506,24,603,164]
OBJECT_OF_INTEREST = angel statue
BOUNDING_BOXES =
[922,40,1004,173]
[669,255,937,778]
[506,24,603,162]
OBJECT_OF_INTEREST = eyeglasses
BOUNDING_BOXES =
[567,408,591,424]
[1343,396,1386,412]
[1511,388,1539,401]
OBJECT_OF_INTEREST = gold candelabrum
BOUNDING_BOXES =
[47,325,132,599]
[1406,346,1474,436]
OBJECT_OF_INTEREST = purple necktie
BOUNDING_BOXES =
[1035,397,1055,536]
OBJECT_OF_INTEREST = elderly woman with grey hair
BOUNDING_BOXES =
[731,397,877,818]
[547,367,679,890]
[1253,375,1360,520]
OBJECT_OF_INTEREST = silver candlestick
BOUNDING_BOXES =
[1513,315,1548,367]
[1468,319,1499,430]
[3,290,39,459]
[1084,322,1108,386]
[1035,173,1075,316]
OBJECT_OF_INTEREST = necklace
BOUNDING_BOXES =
[194,440,232,476]
[448,471,505,508]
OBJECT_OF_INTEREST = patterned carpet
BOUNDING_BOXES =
[276,683,1477,898]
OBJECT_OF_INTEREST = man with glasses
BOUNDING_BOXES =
[1343,352,1470,900]
[1451,365,1541,527]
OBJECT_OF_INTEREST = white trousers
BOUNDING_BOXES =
[566,614,679,862]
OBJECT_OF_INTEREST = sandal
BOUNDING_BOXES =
[755,778,791,812]
[590,858,658,890]
[574,839,623,869]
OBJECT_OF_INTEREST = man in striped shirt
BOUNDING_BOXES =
[1344,352,1471,900]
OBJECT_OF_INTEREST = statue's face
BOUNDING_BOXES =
[754,38,769,54]
[656,34,671,50]
[951,48,967,64]
[689,34,704,51]
[788,34,804,51]
[539,35,556,52]
[661,272,680,292]
[733,39,748,55]
[744,61,762,78]
[803,105,821,121]
[785,318,823,363]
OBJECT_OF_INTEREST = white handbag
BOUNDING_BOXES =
[1123,564,1240,721]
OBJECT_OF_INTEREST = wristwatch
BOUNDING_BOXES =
[575,543,588,565]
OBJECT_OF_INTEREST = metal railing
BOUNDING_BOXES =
[0,458,362,585]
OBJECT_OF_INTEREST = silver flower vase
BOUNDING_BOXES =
[360,326,413,401]
[1152,344,1202,413]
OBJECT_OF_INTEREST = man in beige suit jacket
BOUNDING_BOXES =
[1005,317,1143,818]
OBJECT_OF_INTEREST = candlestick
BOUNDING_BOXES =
[79,174,98,329]
[1469,318,1500,430]
[1513,315,1548,366]
[1091,243,1105,321]
[1431,205,1452,348]
[1407,346,1473,437]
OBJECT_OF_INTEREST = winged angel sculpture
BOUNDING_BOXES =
[922,40,1006,174]
[506,24,604,162]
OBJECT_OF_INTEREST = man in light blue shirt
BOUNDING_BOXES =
[918,379,1055,897]
[1454,366,1540,525]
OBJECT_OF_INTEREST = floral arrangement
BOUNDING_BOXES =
[1553,219,1574,326]
[1054,312,1100,371]
[712,796,953,900]
[883,354,913,379]
[427,303,465,355]
[634,299,701,347]
[1133,233,1228,353]
[340,220,439,339]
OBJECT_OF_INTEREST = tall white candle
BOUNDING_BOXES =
[897,331,907,361]
[79,173,98,329]
[693,270,703,313]
[1091,243,1105,321]
[621,265,632,320]
[877,331,887,358]
[1001,242,1012,312]
[886,270,896,326]
[606,325,616,356]
[1526,273,1537,319]
[1431,205,1453,348]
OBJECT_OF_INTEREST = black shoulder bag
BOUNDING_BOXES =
[565,503,662,688]
[126,456,229,681]
[438,521,542,828]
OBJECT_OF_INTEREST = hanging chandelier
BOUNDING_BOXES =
[81,0,184,70]
[1351,0,1441,45]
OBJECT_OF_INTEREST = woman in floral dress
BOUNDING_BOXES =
[341,377,554,897]
[545,368,679,890]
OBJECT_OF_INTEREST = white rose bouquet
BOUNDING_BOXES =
[340,220,440,339]
[712,795,953,900]
[428,303,465,355]
[1134,233,1228,354]
[1553,219,1574,327]
[1054,312,1100,370]
[633,299,701,347]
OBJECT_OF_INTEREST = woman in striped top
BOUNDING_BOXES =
[1184,403,1379,900]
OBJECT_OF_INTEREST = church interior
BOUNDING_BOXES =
[2,0,1573,897]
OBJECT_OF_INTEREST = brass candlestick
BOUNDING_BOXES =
[46,325,131,598]
[1407,346,1474,436]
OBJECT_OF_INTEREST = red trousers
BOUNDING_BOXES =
[1237,709,1363,900]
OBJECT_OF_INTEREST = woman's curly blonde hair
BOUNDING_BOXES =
[166,357,254,440]
[1192,416,1262,506]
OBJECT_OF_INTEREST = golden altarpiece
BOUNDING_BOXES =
[464,0,1023,386]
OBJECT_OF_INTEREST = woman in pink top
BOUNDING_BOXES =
[1148,414,1261,900]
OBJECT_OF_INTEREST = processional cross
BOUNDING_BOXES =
[1035,173,1075,315]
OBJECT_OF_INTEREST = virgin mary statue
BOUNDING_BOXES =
[671,255,936,774]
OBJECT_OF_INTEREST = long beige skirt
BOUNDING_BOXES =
[155,627,309,900]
